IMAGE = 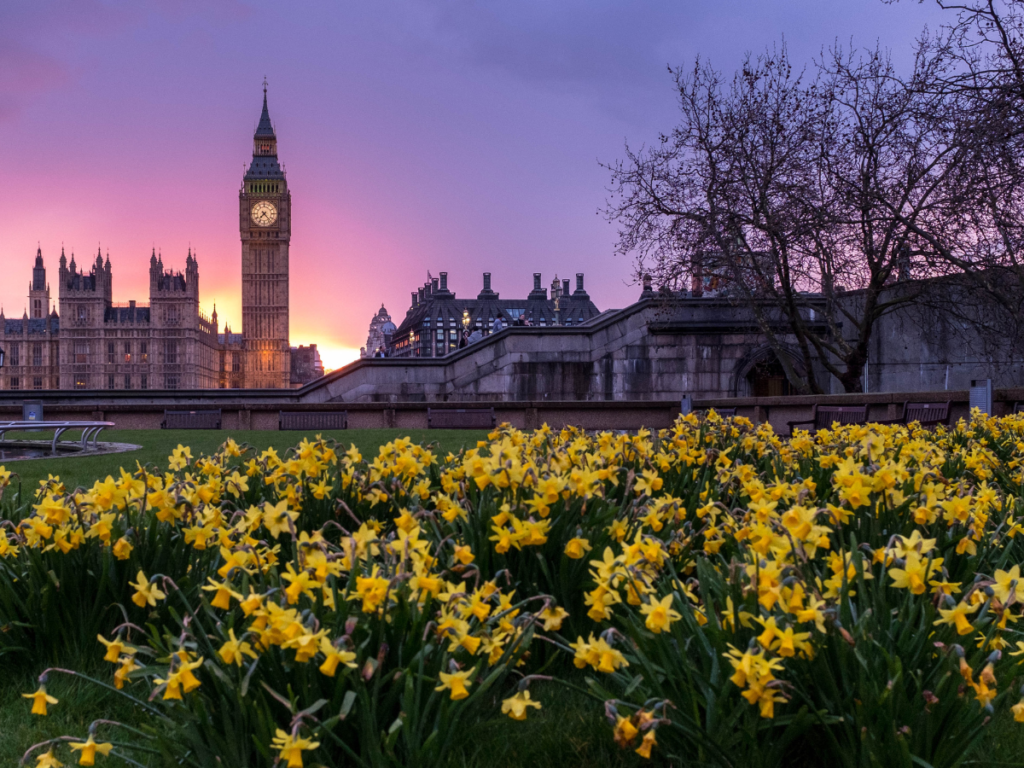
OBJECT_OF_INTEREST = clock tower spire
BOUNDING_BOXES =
[240,81,291,388]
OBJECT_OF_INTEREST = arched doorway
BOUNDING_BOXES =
[746,356,794,397]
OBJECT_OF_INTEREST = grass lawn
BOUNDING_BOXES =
[0,428,490,499]
[0,660,642,768]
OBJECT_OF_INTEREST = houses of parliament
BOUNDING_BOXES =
[0,86,322,392]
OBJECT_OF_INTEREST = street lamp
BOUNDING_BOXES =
[462,310,470,330]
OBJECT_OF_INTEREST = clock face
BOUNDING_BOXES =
[251,201,278,227]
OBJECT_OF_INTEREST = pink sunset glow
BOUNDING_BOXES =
[0,0,947,371]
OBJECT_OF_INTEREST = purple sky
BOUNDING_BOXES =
[0,0,947,368]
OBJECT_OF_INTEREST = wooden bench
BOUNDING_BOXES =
[787,404,867,433]
[427,407,496,429]
[161,409,222,430]
[879,401,951,427]
[279,411,348,430]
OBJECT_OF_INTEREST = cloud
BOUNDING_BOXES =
[411,0,688,113]
[408,0,949,121]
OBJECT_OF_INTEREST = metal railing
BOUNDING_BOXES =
[0,420,115,453]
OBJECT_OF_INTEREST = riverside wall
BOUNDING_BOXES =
[1,389,1022,434]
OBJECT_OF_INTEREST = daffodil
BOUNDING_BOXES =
[97,634,137,663]
[635,729,657,759]
[992,565,1024,605]
[935,601,981,635]
[564,537,592,559]
[613,714,638,747]
[129,570,166,608]
[218,629,257,666]
[501,690,542,720]
[111,536,133,560]
[435,669,473,700]
[270,729,320,768]
[318,637,357,677]
[35,750,64,767]
[639,594,681,634]
[1013,698,1024,723]
[68,736,113,766]
[22,685,58,715]
[539,605,569,631]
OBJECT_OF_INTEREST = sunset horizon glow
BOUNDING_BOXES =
[1,0,948,364]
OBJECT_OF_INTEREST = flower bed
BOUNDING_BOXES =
[2,411,1024,767]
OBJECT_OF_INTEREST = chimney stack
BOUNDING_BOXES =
[528,272,548,300]
[576,273,584,292]
[411,291,418,307]
[563,279,570,297]
[478,271,498,300]
[440,272,448,291]
[430,277,438,294]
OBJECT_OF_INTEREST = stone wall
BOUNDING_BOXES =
[2,389,1021,434]
[302,297,828,404]
[849,283,1024,394]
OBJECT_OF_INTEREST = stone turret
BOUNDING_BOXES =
[29,247,50,319]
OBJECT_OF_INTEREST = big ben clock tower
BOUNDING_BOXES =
[240,81,291,388]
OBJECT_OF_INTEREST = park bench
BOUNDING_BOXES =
[1014,402,1024,414]
[161,409,222,430]
[427,407,496,430]
[279,411,348,430]
[0,420,114,453]
[879,401,952,428]
[787,404,868,433]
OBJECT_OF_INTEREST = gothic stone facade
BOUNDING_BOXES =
[0,88,320,392]
[387,271,601,358]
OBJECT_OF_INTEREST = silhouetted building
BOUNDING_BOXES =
[361,305,397,358]
[290,344,325,385]
[387,271,601,358]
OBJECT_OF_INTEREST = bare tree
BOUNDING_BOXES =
[606,41,979,393]
[899,0,1024,347]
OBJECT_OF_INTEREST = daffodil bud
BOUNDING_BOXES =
[604,700,619,722]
